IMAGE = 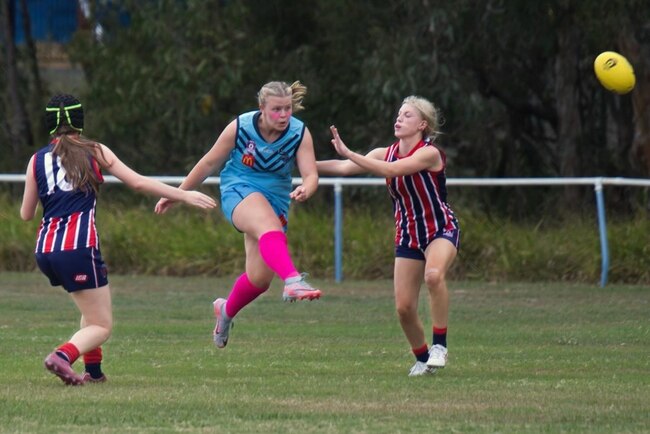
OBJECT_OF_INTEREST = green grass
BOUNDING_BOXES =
[1,273,648,433]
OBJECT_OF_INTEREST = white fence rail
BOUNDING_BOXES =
[2,174,649,286]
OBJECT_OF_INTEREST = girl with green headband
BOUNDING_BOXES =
[20,94,217,385]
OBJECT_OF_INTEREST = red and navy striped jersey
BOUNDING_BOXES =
[385,139,459,250]
[32,143,103,253]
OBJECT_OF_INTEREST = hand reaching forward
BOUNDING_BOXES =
[155,191,216,214]
[155,197,175,214]
[182,190,217,209]
[330,125,353,158]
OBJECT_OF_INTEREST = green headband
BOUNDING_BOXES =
[46,103,83,135]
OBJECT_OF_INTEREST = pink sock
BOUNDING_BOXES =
[225,273,268,318]
[258,231,300,280]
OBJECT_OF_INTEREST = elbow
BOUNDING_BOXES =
[20,210,34,221]
[129,176,148,193]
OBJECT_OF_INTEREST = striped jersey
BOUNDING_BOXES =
[220,111,305,206]
[32,142,103,253]
[385,139,459,250]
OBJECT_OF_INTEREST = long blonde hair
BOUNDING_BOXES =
[257,81,308,112]
[402,95,441,141]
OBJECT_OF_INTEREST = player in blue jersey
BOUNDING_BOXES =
[21,94,216,385]
[317,96,459,377]
[155,81,322,349]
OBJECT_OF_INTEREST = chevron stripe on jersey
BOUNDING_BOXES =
[233,111,303,173]
[385,139,459,250]
[220,111,305,199]
[32,144,102,253]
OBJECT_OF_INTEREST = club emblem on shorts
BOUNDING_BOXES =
[242,140,256,167]
[74,274,89,283]
[279,214,287,226]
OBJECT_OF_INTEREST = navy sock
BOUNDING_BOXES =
[85,363,103,379]
[433,327,447,348]
[412,344,429,363]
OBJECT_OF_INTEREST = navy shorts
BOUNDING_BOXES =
[35,247,108,293]
[395,227,461,260]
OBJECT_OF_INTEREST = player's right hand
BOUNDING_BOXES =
[154,197,176,214]
[182,191,217,209]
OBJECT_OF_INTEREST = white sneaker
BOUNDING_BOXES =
[408,361,436,377]
[282,273,322,302]
[426,344,448,368]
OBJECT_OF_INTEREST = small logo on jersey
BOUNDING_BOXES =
[241,154,255,167]
[443,229,454,238]
[279,214,287,226]
[74,274,89,283]
[242,140,256,167]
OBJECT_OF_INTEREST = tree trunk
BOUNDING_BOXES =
[19,0,46,108]
[554,7,582,207]
[1,0,34,160]
[618,30,650,177]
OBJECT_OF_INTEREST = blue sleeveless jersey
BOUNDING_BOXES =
[220,111,305,208]
[32,142,103,253]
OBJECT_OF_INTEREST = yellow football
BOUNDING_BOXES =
[594,51,636,95]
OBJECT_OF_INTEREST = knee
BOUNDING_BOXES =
[101,326,112,342]
[100,319,113,340]
[395,300,418,321]
[247,271,273,292]
[93,316,113,340]
[249,277,271,293]
[424,267,445,290]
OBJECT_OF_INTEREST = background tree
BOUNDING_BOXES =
[2,0,648,214]
[1,0,33,170]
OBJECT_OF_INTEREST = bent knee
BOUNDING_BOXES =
[101,320,113,337]
[424,267,445,289]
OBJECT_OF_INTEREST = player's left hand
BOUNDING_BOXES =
[290,185,310,202]
[330,125,352,158]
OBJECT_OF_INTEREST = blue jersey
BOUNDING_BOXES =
[220,111,305,209]
[32,142,103,253]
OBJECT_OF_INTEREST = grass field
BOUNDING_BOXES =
[0,272,648,433]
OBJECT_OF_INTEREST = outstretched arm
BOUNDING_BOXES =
[316,129,386,177]
[176,121,238,191]
[154,120,238,213]
[95,144,216,210]
[329,125,441,177]
[316,157,375,177]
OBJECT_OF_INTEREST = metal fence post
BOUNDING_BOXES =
[334,182,343,283]
[594,178,610,287]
